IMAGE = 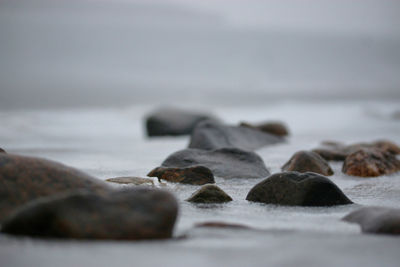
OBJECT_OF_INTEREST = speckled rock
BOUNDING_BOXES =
[239,121,289,136]
[145,107,218,137]
[187,184,232,203]
[0,153,109,222]
[161,148,270,179]
[189,120,283,151]
[147,166,214,185]
[282,150,333,176]
[342,148,400,177]
[106,177,154,186]
[1,188,178,240]
[343,207,400,235]
[246,172,352,206]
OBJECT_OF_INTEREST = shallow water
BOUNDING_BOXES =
[1,100,400,267]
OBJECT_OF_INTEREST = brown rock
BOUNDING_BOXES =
[240,121,289,137]
[0,153,109,222]
[282,150,333,176]
[187,184,232,203]
[0,148,5,153]
[148,166,215,185]
[342,148,400,177]
[106,176,154,186]
[195,221,250,229]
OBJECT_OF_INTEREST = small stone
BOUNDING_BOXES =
[282,150,333,176]
[147,166,214,185]
[106,177,154,186]
[240,121,289,136]
[187,184,232,203]
[342,148,400,177]
[343,207,400,235]
[246,172,352,206]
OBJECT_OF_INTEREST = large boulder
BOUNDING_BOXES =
[1,188,178,240]
[189,120,283,151]
[145,107,218,137]
[186,184,232,203]
[239,121,289,137]
[282,150,333,176]
[148,166,214,185]
[343,207,400,235]
[160,148,270,179]
[342,148,400,177]
[246,172,352,206]
[0,153,109,222]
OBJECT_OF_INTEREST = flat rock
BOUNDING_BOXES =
[147,166,214,185]
[187,184,232,203]
[1,188,178,240]
[106,177,154,186]
[161,148,270,179]
[239,121,289,136]
[0,153,109,223]
[189,120,283,151]
[342,148,400,177]
[195,221,250,229]
[282,150,333,176]
[246,172,352,206]
[145,107,218,137]
[343,207,400,235]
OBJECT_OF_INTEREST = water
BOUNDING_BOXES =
[1,100,400,267]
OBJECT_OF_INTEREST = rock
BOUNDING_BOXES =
[1,188,178,240]
[281,150,333,176]
[106,177,154,186]
[239,121,289,136]
[187,184,232,203]
[160,148,270,179]
[189,120,283,151]
[145,107,218,137]
[342,148,400,177]
[195,221,250,229]
[311,148,348,161]
[0,148,5,153]
[0,153,109,223]
[246,172,352,206]
[147,166,214,185]
[343,207,400,235]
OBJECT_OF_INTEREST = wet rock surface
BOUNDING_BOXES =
[145,107,218,137]
[282,150,333,176]
[195,221,251,229]
[106,177,154,186]
[187,184,232,203]
[343,207,400,235]
[161,148,270,179]
[239,121,289,136]
[1,188,178,240]
[189,120,283,151]
[342,148,400,177]
[147,166,214,185]
[0,154,109,223]
[246,172,352,206]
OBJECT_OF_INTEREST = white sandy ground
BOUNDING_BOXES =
[0,100,400,267]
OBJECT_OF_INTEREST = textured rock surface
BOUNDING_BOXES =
[148,166,214,185]
[240,121,289,136]
[161,148,270,179]
[246,172,352,206]
[187,184,232,203]
[282,150,333,176]
[0,153,109,222]
[342,148,400,177]
[1,188,178,240]
[145,107,217,137]
[106,177,154,186]
[343,207,400,235]
[189,120,283,151]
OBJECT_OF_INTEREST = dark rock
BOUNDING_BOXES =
[343,207,400,235]
[0,148,5,153]
[282,150,333,176]
[106,177,154,186]
[195,221,250,229]
[0,153,109,223]
[145,107,218,137]
[161,148,270,179]
[189,120,283,151]
[240,121,289,136]
[147,166,214,185]
[187,184,232,203]
[246,172,352,206]
[342,148,400,177]
[1,188,178,240]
